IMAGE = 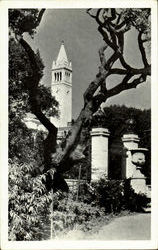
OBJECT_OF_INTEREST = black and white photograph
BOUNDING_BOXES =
[0,1,158,249]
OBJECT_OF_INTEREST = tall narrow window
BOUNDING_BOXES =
[60,72,62,81]
[54,73,56,81]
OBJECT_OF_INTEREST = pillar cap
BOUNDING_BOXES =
[91,127,110,137]
[130,148,148,153]
[122,133,139,138]
[122,133,140,142]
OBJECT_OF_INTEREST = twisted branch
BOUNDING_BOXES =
[138,32,149,67]
[106,74,147,99]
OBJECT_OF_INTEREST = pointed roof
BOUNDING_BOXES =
[52,41,72,71]
[56,41,68,63]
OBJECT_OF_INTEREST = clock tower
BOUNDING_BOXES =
[51,41,72,128]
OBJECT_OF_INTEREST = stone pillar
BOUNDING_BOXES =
[90,127,110,181]
[122,133,140,179]
[122,133,148,194]
[122,133,140,150]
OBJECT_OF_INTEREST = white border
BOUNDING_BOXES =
[0,0,158,249]
[0,0,156,8]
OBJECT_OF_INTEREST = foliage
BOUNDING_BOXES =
[123,179,150,212]
[9,9,41,36]
[8,8,59,241]
[9,117,34,162]
[77,177,150,214]
[51,192,107,237]
[36,85,59,117]
[9,38,58,119]
[103,105,151,150]
[8,159,52,240]
[50,175,151,238]
[120,8,151,35]
[90,178,124,213]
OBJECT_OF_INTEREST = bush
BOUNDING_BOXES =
[8,159,52,240]
[123,179,150,212]
[90,178,124,213]
[78,177,150,214]
[51,192,106,237]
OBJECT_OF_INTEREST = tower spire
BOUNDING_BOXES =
[52,41,72,70]
[56,41,68,66]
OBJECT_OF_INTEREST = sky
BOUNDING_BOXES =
[25,9,151,119]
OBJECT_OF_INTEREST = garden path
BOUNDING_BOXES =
[88,213,151,240]
[62,213,151,240]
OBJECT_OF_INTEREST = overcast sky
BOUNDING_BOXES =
[26,9,151,119]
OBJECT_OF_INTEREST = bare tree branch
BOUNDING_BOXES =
[95,9,103,25]
[117,31,124,53]
[138,31,149,67]
[106,50,120,70]
[106,74,147,98]
[36,9,46,26]
[98,26,117,51]
[115,21,126,30]
[115,32,133,70]
[87,8,103,26]
[98,44,108,65]
[107,24,118,45]
[109,66,151,76]
[109,9,116,21]
[83,71,108,105]
[86,9,96,18]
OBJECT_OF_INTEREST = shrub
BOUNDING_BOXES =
[51,192,106,237]
[90,178,124,213]
[78,177,150,214]
[8,159,52,240]
[123,179,150,212]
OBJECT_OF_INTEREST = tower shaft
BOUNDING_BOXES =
[51,42,72,128]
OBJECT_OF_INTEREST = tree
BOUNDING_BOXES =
[9,8,151,191]
[9,10,60,240]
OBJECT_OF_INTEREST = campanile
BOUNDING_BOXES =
[51,41,72,128]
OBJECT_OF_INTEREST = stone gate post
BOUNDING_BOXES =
[122,133,148,194]
[90,127,110,181]
[122,133,140,179]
